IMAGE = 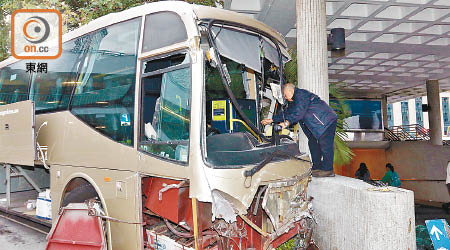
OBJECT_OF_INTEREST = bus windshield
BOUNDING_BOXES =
[203,24,300,168]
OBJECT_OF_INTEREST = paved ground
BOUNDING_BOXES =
[0,203,448,249]
[0,215,47,249]
[415,203,450,226]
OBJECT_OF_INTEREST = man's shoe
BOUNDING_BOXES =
[311,169,320,174]
[312,170,335,177]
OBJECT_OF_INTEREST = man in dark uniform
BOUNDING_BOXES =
[262,83,338,177]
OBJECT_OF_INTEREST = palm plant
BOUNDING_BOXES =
[284,47,354,166]
[329,84,354,166]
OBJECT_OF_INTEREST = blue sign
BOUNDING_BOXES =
[120,113,131,126]
[426,219,450,250]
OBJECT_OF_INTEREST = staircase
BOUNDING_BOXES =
[388,124,430,141]
[386,124,448,146]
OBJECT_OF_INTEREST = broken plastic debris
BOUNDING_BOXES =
[367,187,393,192]
[211,189,246,223]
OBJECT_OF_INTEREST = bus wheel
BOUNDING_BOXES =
[61,184,98,207]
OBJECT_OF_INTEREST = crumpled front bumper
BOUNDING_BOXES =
[210,172,314,249]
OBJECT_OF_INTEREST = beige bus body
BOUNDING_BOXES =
[0,100,35,166]
[0,2,311,249]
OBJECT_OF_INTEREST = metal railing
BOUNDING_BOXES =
[386,124,449,146]
[388,124,430,141]
[384,127,401,141]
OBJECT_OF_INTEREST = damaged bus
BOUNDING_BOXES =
[0,2,313,249]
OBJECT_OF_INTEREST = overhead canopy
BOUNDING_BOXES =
[224,0,450,102]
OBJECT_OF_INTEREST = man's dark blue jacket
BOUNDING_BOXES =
[272,88,337,139]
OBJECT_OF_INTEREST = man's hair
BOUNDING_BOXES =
[282,83,295,92]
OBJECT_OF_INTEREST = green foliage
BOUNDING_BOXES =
[329,83,354,166]
[284,47,297,86]
[185,0,222,6]
[284,46,354,166]
[0,0,221,62]
[416,225,433,250]
[70,0,145,26]
[0,0,9,61]
[276,238,296,250]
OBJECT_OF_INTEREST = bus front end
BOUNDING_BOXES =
[142,9,314,249]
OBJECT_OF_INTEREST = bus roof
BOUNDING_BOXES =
[0,1,288,68]
[191,5,287,48]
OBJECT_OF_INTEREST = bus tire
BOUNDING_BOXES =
[61,184,98,207]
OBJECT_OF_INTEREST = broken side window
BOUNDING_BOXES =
[140,53,191,163]
[211,26,261,73]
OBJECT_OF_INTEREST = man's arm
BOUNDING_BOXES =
[272,111,285,123]
[381,171,391,184]
[273,93,310,125]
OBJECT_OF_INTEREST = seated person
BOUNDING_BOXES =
[355,162,371,181]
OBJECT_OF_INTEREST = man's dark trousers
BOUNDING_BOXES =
[303,119,337,171]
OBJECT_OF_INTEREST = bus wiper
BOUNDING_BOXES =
[206,20,269,143]
[243,150,308,177]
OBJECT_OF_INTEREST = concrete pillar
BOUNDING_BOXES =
[408,98,417,125]
[296,0,329,153]
[426,80,443,145]
[296,0,329,102]
[423,96,430,129]
[381,95,388,129]
[393,102,402,126]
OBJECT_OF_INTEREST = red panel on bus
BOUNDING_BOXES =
[144,177,183,224]
[143,177,212,230]
[46,204,106,250]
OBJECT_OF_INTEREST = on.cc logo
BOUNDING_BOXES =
[11,9,62,59]
[23,16,51,44]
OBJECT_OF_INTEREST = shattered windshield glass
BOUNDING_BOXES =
[203,25,300,168]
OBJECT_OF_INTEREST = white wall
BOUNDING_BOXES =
[389,91,450,138]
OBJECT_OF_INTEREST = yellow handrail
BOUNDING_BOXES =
[228,102,262,142]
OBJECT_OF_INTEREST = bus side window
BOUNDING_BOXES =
[0,61,30,105]
[140,54,191,163]
[29,40,82,112]
[70,17,141,146]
